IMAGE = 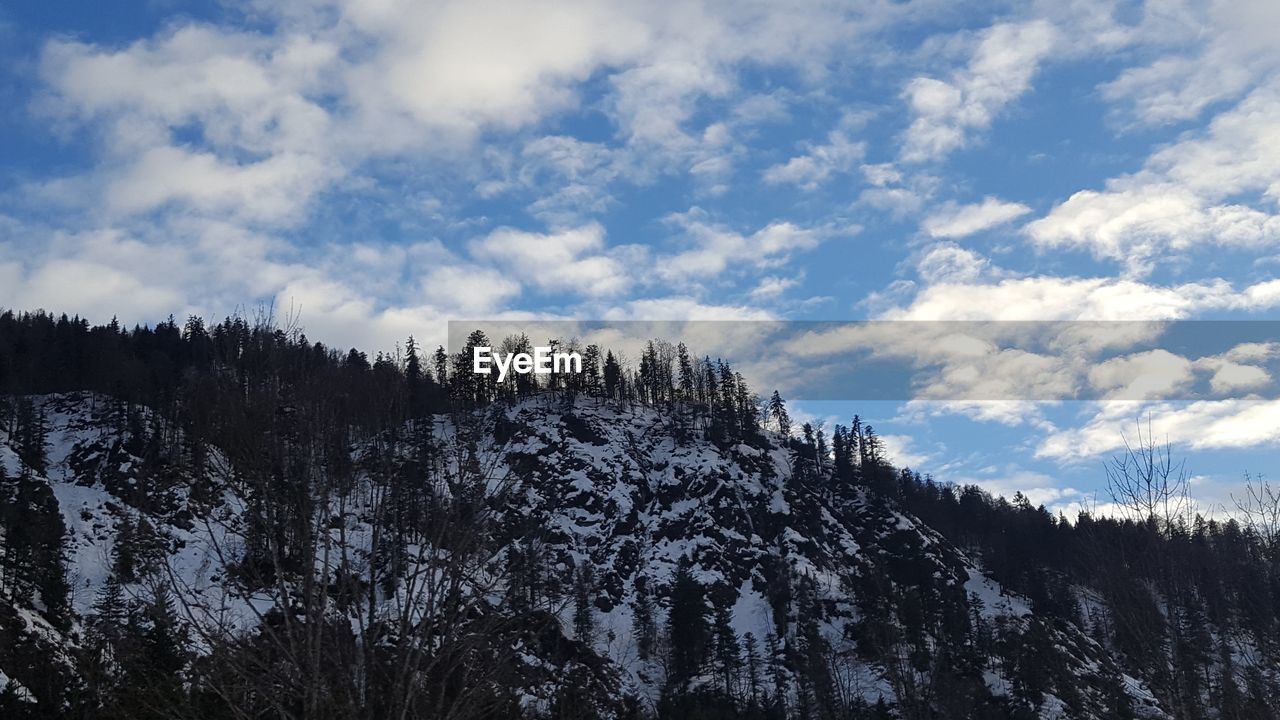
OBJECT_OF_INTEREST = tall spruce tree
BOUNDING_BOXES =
[667,559,710,688]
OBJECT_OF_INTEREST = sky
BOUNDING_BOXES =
[1,0,1279,517]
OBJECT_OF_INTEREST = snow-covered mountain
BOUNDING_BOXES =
[0,391,1174,719]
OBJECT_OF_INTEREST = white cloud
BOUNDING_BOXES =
[762,131,864,190]
[657,210,839,283]
[340,0,651,135]
[1037,398,1280,460]
[915,243,991,284]
[420,264,521,315]
[8,257,183,319]
[35,0,892,228]
[106,146,337,224]
[749,275,799,300]
[878,434,933,469]
[880,275,1280,321]
[898,399,1054,430]
[861,163,903,187]
[1101,0,1280,125]
[40,27,337,155]
[469,223,632,297]
[953,470,1084,511]
[1026,185,1280,275]
[1206,362,1271,394]
[1027,84,1280,273]
[900,21,1057,163]
[1087,349,1196,400]
[601,296,776,321]
[922,196,1031,238]
[1192,342,1279,394]
[21,0,911,352]
[859,187,926,217]
[1221,342,1280,363]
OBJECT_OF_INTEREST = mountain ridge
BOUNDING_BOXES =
[0,311,1276,719]
[2,390,1166,719]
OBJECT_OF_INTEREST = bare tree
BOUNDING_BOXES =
[166,406,534,720]
[1104,415,1191,533]
[1233,471,1280,555]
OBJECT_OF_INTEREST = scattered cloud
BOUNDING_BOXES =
[657,210,840,284]
[1027,84,1280,274]
[749,275,800,300]
[922,196,1031,238]
[1037,398,1280,460]
[1101,0,1280,125]
[879,433,933,468]
[900,21,1057,163]
[1087,349,1196,401]
[914,243,992,284]
[880,275,1280,321]
[763,131,865,190]
[469,223,633,297]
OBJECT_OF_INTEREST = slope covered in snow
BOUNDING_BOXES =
[0,391,1180,718]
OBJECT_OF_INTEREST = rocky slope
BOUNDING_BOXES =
[2,392,1167,718]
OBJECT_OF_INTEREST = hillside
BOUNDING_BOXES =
[0,310,1277,719]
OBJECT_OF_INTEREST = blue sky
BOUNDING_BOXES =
[2,0,1279,516]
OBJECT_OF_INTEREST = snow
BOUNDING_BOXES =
[965,566,1032,619]
[0,392,1185,717]
[0,669,35,703]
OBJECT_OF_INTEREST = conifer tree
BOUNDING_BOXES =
[405,335,424,417]
[573,560,596,644]
[712,603,740,698]
[742,631,762,711]
[677,343,694,403]
[581,344,602,396]
[765,631,788,717]
[634,577,657,661]
[767,391,791,439]
[734,372,757,437]
[433,345,449,392]
[13,398,48,477]
[667,560,710,688]
[702,357,718,409]
[603,350,622,401]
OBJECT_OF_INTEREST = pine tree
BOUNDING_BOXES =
[712,602,740,698]
[405,335,424,417]
[743,631,762,711]
[603,351,621,401]
[1215,648,1243,720]
[582,344,602,396]
[832,425,850,482]
[0,460,16,596]
[702,357,718,410]
[850,415,863,466]
[734,373,757,437]
[573,560,596,644]
[718,362,739,434]
[433,345,449,392]
[767,391,791,439]
[765,631,788,717]
[117,583,189,718]
[5,467,70,624]
[13,398,48,477]
[634,576,657,661]
[667,559,710,688]
[452,330,493,406]
[677,343,694,403]
[84,572,129,714]
[815,427,828,473]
